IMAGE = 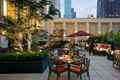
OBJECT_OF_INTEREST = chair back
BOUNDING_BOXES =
[48,57,65,69]
[81,58,90,71]
[86,58,90,71]
[74,51,80,56]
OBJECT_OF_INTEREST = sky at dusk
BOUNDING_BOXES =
[60,0,97,18]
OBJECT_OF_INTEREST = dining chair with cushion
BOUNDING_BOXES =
[74,51,80,56]
[48,58,68,80]
[70,58,90,80]
[71,54,86,65]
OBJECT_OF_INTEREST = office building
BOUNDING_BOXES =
[71,8,76,18]
[97,0,120,18]
[64,0,72,18]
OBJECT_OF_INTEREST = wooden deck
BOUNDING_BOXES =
[0,53,120,80]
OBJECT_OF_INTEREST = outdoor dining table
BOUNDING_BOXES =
[58,55,82,80]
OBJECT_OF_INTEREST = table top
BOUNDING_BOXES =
[58,55,81,63]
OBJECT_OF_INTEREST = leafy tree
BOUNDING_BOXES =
[1,0,59,52]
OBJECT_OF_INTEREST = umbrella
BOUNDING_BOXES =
[67,30,90,37]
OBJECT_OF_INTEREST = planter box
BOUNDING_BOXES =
[0,57,48,73]
[107,54,113,60]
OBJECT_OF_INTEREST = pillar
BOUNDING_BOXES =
[63,22,66,40]
[109,22,113,32]
[98,22,101,34]
[86,22,89,33]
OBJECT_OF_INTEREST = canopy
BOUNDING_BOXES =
[67,30,90,37]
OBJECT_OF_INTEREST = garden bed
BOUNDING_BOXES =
[0,51,49,73]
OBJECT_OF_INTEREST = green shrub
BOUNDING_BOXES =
[0,50,48,61]
[112,32,120,47]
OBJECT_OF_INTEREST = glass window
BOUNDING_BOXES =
[0,0,3,16]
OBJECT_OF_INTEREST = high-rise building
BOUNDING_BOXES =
[64,0,72,18]
[71,8,76,18]
[97,0,120,18]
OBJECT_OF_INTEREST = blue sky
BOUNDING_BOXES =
[60,0,97,18]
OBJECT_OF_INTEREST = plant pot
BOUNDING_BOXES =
[0,57,48,73]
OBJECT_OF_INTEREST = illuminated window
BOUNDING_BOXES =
[3,0,7,16]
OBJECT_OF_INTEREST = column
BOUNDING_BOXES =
[63,22,66,40]
[47,21,52,35]
[75,22,78,42]
[109,22,113,32]
[98,22,101,34]
[75,22,78,32]
[86,22,89,33]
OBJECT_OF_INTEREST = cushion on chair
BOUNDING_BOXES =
[50,65,67,73]
[71,61,81,65]
[70,66,81,74]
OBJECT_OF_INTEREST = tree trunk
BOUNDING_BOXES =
[17,32,23,51]
[27,32,32,52]
[11,32,23,51]
[18,41,23,51]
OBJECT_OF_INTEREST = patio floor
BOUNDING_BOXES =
[0,52,120,80]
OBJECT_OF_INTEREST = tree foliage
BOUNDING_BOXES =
[1,0,59,52]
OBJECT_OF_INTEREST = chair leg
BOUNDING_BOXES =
[48,71,52,80]
[80,74,82,80]
[56,73,61,80]
[76,74,79,78]
[87,72,90,80]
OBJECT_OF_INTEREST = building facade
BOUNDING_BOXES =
[0,0,28,20]
[64,0,72,18]
[97,0,120,18]
[48,18,120,40]
[71,8,76,18]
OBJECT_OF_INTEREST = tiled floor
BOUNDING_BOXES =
[90,56,120,80]
[0,52,120,80]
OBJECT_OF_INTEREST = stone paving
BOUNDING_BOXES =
[0,52,120,80]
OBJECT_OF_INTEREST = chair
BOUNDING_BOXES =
[74,51,80,56]
[71,54,86,65]
[70,58,90,80]
[113,53,120,68]
[48,58,67,80]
